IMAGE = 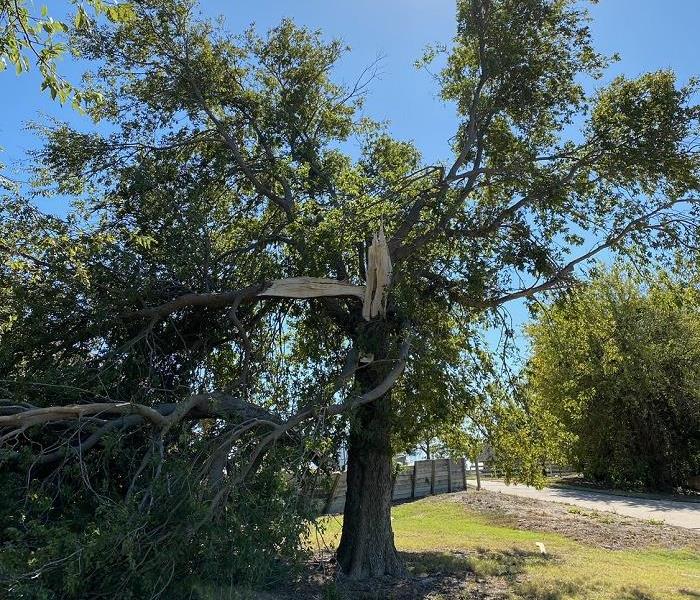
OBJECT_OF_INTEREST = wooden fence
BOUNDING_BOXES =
[323,458,468,514]
[321,459,576,513]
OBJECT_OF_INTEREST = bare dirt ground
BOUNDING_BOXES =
[452,488,700,551]
[277,550,523,600]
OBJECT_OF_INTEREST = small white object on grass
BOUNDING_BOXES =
[535,542,547,555]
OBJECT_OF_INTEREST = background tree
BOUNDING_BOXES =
[2,0,700,591]
[399,377,569,489]
[526,264,700,490]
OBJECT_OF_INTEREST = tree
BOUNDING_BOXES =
[1,0,700,588]
[399,377,570,489]
[527,265,700,490]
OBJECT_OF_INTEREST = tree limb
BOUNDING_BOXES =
[124,277,366,322]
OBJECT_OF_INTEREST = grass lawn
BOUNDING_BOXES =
[315,497,700,599]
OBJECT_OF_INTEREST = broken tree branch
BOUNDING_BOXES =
[125,277,365,322]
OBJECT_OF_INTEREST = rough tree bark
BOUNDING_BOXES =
[336,325,405,579]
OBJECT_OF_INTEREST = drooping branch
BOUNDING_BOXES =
[0,392,281,432]
[0,337,410,471]
[0,392,283,462]
[229,337,412,485]
[0,402,170,431]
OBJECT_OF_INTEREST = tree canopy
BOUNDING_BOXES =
[1,0,700,593]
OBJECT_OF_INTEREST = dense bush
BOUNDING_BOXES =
[0,444,316,599]
[527,267,700,490]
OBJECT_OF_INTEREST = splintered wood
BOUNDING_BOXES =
[250,226,391,322]
[259,277,365,299]
[362,225,392,321]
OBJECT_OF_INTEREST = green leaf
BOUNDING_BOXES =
[75,7,89,30]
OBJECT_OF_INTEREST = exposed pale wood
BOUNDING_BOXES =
[126,278,365,322]
[362,225,392,321]
[260,277,365,300]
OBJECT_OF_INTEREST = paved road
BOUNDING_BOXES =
[471,480,700,530]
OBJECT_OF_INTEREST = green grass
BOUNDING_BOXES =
[565,506,617,524]
[644,518,666,527]
[316,498,700,600]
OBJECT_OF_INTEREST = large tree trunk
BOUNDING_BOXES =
[336,395,404,579]
[336,329,404,579]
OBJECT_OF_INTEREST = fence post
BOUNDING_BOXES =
[447,458,452,492]
[391,467,399,501]
[324,472,341,514]
[430,460,436,495]
[411,462,417,499]
[461,457,467,490]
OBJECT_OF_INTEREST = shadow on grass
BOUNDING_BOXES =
[512,581,669,600]
[405,547,552,580]
[309,548,557,600]
[265,548,681,600]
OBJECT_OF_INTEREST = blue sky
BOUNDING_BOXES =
[3,1,700,179]
[2,0,699,349]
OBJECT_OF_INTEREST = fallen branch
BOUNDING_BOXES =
[1,338,409,470]
[0,392,283,463]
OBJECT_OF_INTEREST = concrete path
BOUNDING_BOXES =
[472,480,700,530]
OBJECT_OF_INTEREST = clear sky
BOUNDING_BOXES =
[1,0,699,347]
[3,1,700,180]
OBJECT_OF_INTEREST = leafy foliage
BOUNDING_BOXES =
[1,447,313,599]
[0,0,134,106]
[527,265,700,490]
[2,0,700,590]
